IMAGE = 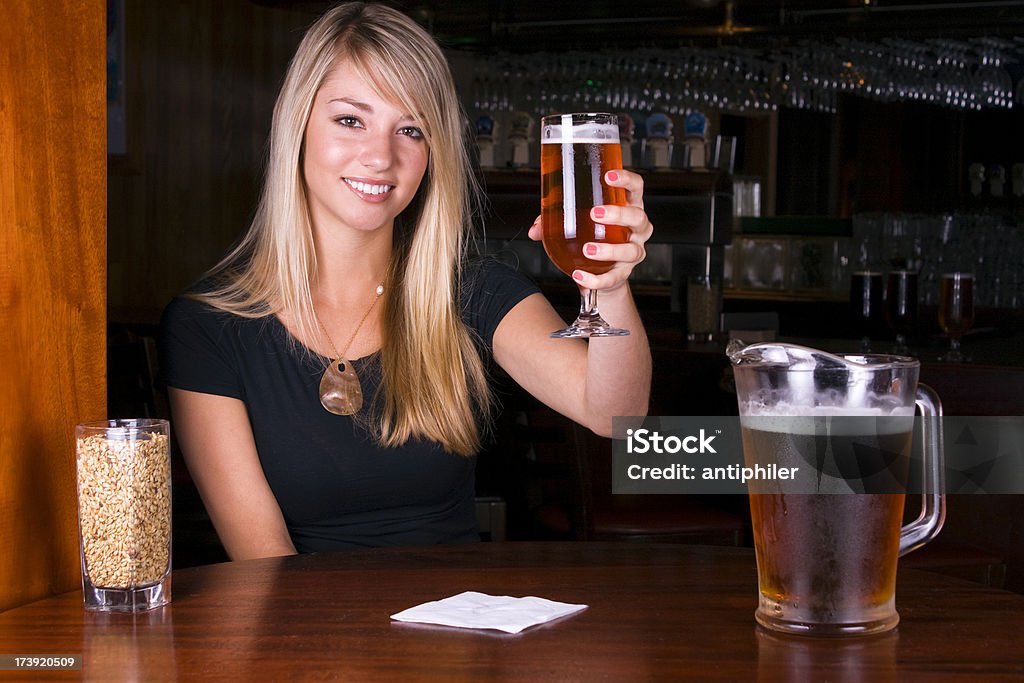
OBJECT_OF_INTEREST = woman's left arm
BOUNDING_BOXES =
[492,169,653,437]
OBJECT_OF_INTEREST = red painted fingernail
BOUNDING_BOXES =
[593,207,606,219]
[584,244,598,256]
[607,171,619,182]
[572,271,585,282]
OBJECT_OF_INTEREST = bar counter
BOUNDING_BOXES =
[1,542,1023,681]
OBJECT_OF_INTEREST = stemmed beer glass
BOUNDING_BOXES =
[938,272,974,362]
[541,112,630,338]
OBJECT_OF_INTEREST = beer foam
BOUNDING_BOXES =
[541,121,618,144]
[740,404,914,435]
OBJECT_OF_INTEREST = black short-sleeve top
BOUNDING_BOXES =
[159,257,539,552]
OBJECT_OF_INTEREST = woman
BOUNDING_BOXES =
[160,2,652,560]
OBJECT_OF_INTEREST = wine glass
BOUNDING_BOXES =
[885,269,918,355]
[938,272,974,362]
[540,112,630,338]
[849,270,884,352]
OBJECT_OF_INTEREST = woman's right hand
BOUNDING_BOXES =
[526,169,653,294]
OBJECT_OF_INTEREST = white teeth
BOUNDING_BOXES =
[345,179,393,195]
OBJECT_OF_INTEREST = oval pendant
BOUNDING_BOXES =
[319,358,363,415]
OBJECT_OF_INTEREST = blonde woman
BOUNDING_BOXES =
[160,2,652,560]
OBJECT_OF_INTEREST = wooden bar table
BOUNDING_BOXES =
[1,542,1022,681]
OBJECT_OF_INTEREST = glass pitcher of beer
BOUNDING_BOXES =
[728,341,945,636]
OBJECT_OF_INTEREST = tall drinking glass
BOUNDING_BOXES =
[849,270,884,352]
[541,112,630,338]
[75,419,172,612]
[938,272,974,362]
[885,269,918,355]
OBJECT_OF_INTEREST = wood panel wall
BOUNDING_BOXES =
[0,0,106,612]
[108,0,311,322]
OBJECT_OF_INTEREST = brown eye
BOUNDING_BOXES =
[335,115,362,128]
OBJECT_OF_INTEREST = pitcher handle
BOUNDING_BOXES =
[899,383,946,557]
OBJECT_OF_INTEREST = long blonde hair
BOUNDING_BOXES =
[196,2,490,456]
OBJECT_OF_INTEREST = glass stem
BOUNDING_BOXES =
[580,288,598,319]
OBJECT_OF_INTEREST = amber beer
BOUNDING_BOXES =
[541,115,628,276]
[731,344,945,636]
[938,272,975,338]
[741,416,914,634]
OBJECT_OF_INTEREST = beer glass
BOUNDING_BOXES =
[884,269,918,355]
[728,342,945,636]
[541,112,630,338]
[849,270,884,352]
[687,274,721,342]
[938,272,974,362]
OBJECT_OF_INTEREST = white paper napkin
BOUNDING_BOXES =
[390,591,588,634]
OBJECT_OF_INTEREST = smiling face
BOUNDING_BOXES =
[302,59,429,238]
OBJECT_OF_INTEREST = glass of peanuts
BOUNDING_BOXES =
[75,419,172,612]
